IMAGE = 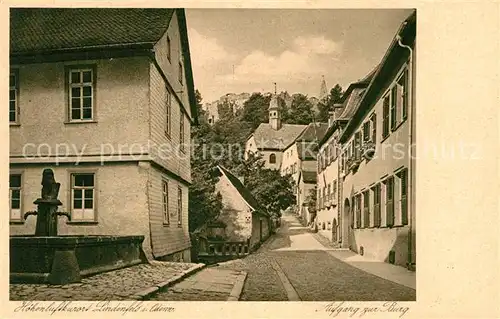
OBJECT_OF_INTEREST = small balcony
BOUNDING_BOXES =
[362,141,376,159]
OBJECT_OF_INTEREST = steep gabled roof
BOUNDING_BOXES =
[10,8,175,54]
[340,10,416,143]
[252,123,307,150]
[338,87,368,120]
[217,166,269,217]
[296,122,329,142]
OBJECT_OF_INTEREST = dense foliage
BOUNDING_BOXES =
[189,85,342,231]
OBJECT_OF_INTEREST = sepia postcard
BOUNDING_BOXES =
[2,1,499,319]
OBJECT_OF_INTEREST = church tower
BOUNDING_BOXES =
[269,82,281,131]
[319,75,328,101]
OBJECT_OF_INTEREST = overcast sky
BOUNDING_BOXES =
[185,9,414,103]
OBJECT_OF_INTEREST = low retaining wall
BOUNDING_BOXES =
[10,235,147,284]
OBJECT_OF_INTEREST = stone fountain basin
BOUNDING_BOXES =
[10,235,147,284]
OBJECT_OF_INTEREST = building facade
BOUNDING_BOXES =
[9,8,197,262]
[338,12,416,268]
[213,166,271,249]
[245,94,307,170]
[315,73,374,243]
[281,123,328,222]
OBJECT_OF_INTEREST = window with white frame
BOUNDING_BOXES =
[177,186,183,225]
[397,169,408,225]
[165,88,172,137]
[69,68,94,121]
[398,69,409,122]
[71,173,95,222]
[163,180,169,225]
[10,174,22,221]
[390,86,397,130]
[10,71,19,123]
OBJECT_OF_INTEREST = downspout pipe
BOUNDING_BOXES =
[396,31,415,271]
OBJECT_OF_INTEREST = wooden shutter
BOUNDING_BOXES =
[373,184,381,227]
[371,113,377,143]
[401,169,408,225]
[390,86,397,130]
[356,195,361,228]
[382,96,389,138]
[363,192,370,228]
[386,178,394,227]
[401,70,408,120]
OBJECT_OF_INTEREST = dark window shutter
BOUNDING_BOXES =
[401,170,408,225]
[390,87,397,130]
[382,97,389,138]
[387,200,394,227]
[372,113,377,143]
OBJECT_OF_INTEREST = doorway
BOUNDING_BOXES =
[343,199,351,249]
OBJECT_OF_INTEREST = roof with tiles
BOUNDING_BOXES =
[251,123,307,150]
[217,166,269,217]
[10,8,175,54]
[296,122,329,142]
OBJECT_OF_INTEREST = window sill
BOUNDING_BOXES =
[380,134,390,143]
[163,223,170,227]
[165,132,171,140]
[10,123,21,127]
[66,221,98,225]
[177,224,182,228]
[10,220,25,225]
[392,224,408,228]
[64,120,98,125]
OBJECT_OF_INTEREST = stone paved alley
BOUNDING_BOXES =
[196,212,416,301]
[11,213,416,302]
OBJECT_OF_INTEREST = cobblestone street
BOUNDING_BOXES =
[10,261,202,301]
[216,213,416,301]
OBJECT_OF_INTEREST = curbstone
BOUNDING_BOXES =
[227,271,247,301]
[132,263,206,300]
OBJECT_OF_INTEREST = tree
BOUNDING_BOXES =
[217,100,235,123]
[288,93,314,124]
[240,93,271,130]
[189,90,223,232]
[228,152,296,219]
[317,84,344,122]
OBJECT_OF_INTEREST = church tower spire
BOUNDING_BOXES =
[269,82,281,131]
[319,75,328,101]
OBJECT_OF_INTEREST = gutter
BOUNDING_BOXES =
[339,11,416,143]
[396,31,415,271]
